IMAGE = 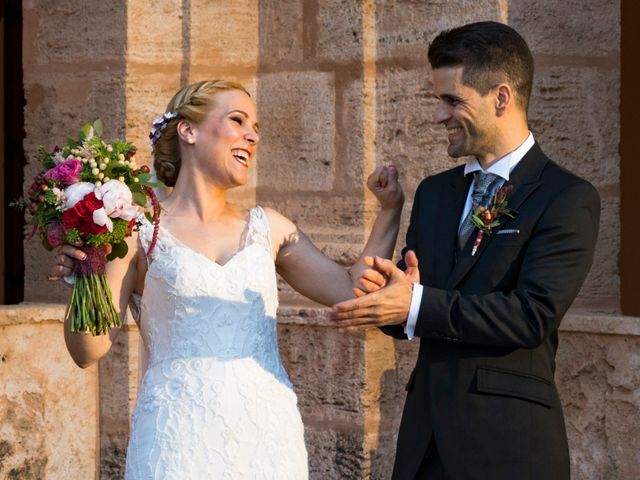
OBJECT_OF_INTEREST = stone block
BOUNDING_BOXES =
[23,0,126,65]
[375,0,503,61]
[126,0,184,65]
[189,0,259,69]
[574,197,619,311]
[124,71,182,161]
[557,332,640,479]
[509,0,620,57]
[305,428,366,480]
[258,0,304,65]
[335,76,366,191]
[278,323,366,417]
[528,66,620,189]
[316,0,363,63]
[23,73,126,156]
[368,430,400,479]
[256,71,336,191]
[0,318,98,479]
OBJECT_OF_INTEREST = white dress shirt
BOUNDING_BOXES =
[404,132,535,339]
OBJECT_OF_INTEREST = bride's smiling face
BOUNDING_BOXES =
[184,89,260,188]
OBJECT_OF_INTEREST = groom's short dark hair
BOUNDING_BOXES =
[428,21,534,112]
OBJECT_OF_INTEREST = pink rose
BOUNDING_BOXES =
[45,159,83,185]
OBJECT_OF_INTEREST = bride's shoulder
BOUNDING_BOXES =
[256,206,297,250]
[257,206,295,230]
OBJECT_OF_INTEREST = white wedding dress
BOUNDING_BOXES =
[125,207,308,479]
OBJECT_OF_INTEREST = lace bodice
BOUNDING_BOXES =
[125,207,307,479]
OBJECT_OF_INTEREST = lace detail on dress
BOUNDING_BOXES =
[126,207,307,479]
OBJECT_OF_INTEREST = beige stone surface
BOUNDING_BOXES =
[574,197,620,312]
[528,66,619,189]
[258,0,304,65]
[126,0,184,65]
[257,71,336,192]
[24,0,127,65]
[316,0,363,62]
[0,305,98,479]
[509,0,620,57]
[557,331,640,479]
[375,0,503,61]
[189,0,258,70]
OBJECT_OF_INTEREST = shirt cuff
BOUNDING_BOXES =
[404,283,423,340]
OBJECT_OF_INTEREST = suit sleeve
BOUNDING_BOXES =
[415,180,600,348]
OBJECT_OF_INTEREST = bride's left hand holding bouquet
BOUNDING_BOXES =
[15,120,161,335]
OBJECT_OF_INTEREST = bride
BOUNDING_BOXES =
[49,80,403,479]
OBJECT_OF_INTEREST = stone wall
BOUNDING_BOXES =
[9,0,636,479]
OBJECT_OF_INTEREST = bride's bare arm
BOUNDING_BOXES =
[269,166,404,306]
[52,233,143,368]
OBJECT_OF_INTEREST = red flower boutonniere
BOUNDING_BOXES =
[469,184,515,256]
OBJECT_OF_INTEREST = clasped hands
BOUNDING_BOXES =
[328,250,419,332]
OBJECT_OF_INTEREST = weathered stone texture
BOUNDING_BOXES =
[258,0,304,65]
[306,428,366,479]
[574,197,620,312]
[0,306,99,479]
[24,0,127,64]
[557,331,640,479]
[528,66,620,189]
[375,0,503,61]
[279,323,366,417]
[257,71,336,191]
[509,0,620,56]
[126,0,184,65]
[316,0,363,62]
[189,0,259,69]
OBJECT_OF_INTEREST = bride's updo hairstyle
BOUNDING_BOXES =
[152,80,250,187]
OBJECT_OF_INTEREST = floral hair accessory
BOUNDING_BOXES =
[149,111,178,147]
[470,184,515,256]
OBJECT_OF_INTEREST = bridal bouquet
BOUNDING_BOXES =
[17,120,161,335]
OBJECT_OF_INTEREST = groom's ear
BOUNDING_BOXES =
[495,83,513,116]
[176,119,196,144]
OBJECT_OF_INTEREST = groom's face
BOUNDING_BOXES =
[432,66,497,160]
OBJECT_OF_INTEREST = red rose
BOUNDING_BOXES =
[62,192,108,237]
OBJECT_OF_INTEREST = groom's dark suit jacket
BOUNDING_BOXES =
[383,143,600,480]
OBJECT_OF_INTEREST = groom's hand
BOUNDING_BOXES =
[330,255,414,332]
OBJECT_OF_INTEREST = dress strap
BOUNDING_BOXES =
[136,214,167,261]
[244,206,274,257]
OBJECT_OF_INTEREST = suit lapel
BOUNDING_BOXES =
[445,143,548,290]
[433,168,471,287]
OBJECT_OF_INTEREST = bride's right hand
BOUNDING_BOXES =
[366,164,404,211]
[48,245,87,282]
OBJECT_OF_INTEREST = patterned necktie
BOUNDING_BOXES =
[458,172,501,250]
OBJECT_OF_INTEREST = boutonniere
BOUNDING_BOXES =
[469,184,515,256]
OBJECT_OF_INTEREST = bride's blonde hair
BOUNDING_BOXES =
[152,80,250,187]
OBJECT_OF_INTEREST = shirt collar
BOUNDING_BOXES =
[463,132,535,181]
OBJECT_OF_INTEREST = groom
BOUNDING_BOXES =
[330,21,600,479]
